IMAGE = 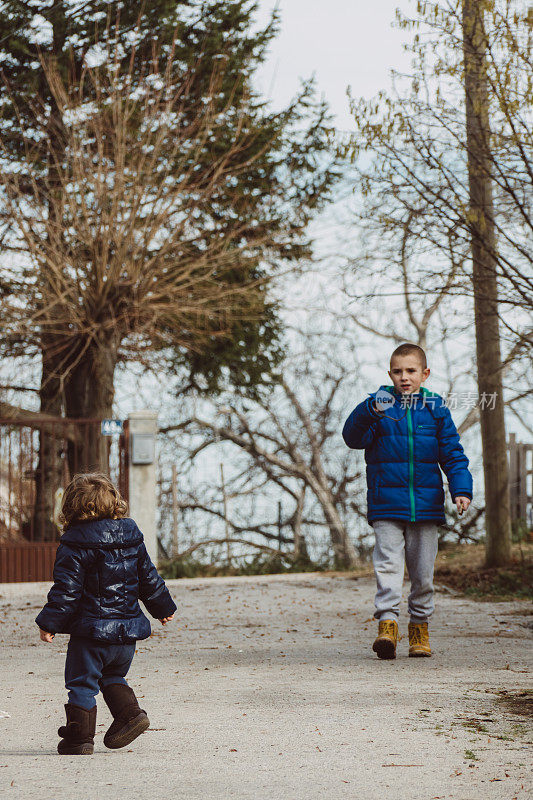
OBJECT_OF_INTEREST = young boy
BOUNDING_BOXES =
[36,472,177,754]
[342,343,473,659]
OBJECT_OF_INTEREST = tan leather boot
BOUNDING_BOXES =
[372,619,398,660]
[408,621,431,657]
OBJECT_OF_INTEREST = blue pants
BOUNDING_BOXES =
[65,636,136,710]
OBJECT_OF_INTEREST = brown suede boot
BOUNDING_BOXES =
[102,683,150,749]
[372,619,399,660]
[57,704,96,755]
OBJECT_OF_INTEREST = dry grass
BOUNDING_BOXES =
[331,541,533,602]
[434,541,533,600]
[161,541,533,603]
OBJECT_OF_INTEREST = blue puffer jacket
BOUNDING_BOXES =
[35,517,176,644]
[342,385,473,525]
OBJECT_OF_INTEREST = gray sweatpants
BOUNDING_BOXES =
[371,519,439,623]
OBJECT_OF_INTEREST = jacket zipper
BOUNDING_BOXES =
[406,407,416,521]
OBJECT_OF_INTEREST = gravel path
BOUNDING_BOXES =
[0,573,531,800]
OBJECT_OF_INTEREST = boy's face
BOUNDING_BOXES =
[388,354,430,395]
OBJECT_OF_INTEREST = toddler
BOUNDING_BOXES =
[36,472,176,754]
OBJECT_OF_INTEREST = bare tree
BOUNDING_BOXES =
[343,0,532,320]
[160,338,366,569]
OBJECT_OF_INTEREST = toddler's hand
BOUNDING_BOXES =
[159,614,175,625]
[455,496,471,515]
[39,629,54,643]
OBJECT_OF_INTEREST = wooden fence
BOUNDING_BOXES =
[0,541,59,582]
[508,432,532,527]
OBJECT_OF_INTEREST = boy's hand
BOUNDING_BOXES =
[159,614,174,625]
[374,388,395,413]
[39,629,54,643]
[455,496,471,515]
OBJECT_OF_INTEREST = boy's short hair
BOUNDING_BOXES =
[60,472,128,529]
[390,343,427,371]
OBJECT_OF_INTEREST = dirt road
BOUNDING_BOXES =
[0,573,531,799]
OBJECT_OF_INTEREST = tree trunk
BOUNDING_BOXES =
[291,489,310,566]
[33,1,69,539]
[462,0,511,566]
[314,484,358,569]
[326,515,358,571]
[33,342,65,540]
[64,334,119,476]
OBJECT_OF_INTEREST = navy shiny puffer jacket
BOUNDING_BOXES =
[35,517,177,644]
[342,385,473,525]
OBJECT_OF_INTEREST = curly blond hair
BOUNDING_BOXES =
[60,472,128,529]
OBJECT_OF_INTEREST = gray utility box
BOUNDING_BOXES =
[130,432,155,465]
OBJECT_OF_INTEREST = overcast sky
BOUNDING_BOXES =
[253,0,412,131]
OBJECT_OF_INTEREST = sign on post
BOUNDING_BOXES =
[101,419,124,436]
[131,432,155,464]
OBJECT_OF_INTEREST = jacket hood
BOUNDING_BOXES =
[60,517,144,549]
